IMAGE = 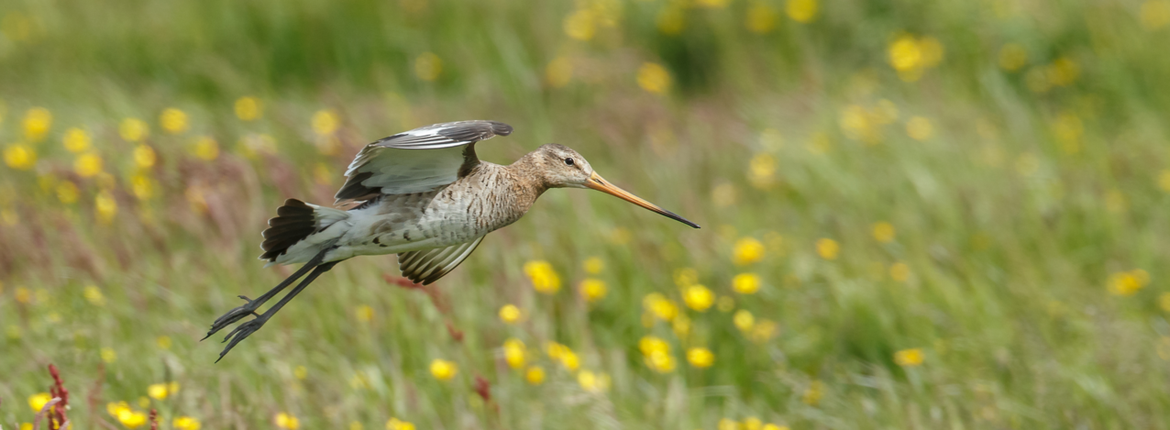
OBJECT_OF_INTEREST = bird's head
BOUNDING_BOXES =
[531,143,699,228]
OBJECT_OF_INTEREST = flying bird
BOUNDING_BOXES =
[204,120,698,361]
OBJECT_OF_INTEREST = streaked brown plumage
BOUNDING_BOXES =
[205,120,698,361]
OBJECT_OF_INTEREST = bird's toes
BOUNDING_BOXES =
[204,298,264,340]
[215,319,266,362]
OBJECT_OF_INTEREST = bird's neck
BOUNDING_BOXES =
[504,154,551,210]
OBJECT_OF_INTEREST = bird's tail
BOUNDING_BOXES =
[259,199,349,264]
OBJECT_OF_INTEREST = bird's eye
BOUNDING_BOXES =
[564,158,575,166]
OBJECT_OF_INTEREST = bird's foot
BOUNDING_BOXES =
[202,295,263,341]
[215,316,269,363]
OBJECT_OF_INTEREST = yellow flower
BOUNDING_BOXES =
[607,226,631,245]
[733,309,754,332]
[579,278,608,303]
[894,348,924,366]
[645,349,676,373]
[639,335,670,356]
[312,110,339,136]
[107,401,128,417]
[750,319,779,342]
[696,0,730,7]
[235,96,262,121]
[546,57,573,88]
[686,347,714,368]
[525,366,546,385]
[430,358,458,381]
[802,380,824,405]
[643,292,679,321]
[746,3,779,34]
[1160,292,1170,312]
[4,144,37,170]
[387,418,416,430]
[56,181,79,204]
[583,256,604,274]
[889,262,911,282]
[95,190,117,223]
[130,174,154,200]
[1047,57,1079,87]
[786,0,818,23]
[1143,0,1170,30]
[148,382,170,400]
[294,365,308,380]
[559,348,580,371]
[191,136,219,161]
[674,267,699,287]
[499,304,521,323]
[101,347,117,363]
[712,182,737,207]
[919,37,944,68]
[524,260,562,293]
[564,9,597,41]
[906,116,933,141]
[160,108,189,134]
[120,118,149,142]
[84,285,106,306]
[733,237,765,265]
[672,314,691,337]
[872,222,896,243]
[748,152,776,188]
[275,412,300,430]
[732,273,761,294]
[743,417,762,430]
[157,335,172,349]
[839,104,881,144]
[998,43,1027,71]
[28,392,52,412]
[239,133,278,157]
[355,305,374,322]
[134,144,156,168]
[118,408,148,429]
[15,287,32,304]
[174,416,202,430]
[683,284,714,311]
[503,338,526,369]
[1,208,17,226]
[718,418,739,430]
[23,108,52,142]
[816,238,839,260]
[717,295,735,312]
[577,370,597,391]
[74,153,102,177]
[63,128,91,153]
[1108,270,1149,296]
[414,52,442,81]
[636,62,671,95]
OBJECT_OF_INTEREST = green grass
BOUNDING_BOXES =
[3,0,1170,428]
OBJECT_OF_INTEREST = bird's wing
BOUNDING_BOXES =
[335,120,513,203]
[396,236,486,285]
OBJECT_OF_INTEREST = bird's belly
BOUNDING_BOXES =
[331,204,493,260]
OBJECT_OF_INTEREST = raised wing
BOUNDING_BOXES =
[335,120,513,203]
[397,236,485,285]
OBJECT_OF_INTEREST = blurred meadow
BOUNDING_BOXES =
[4,0,1170,428]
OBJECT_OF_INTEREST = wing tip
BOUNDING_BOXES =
[488,121,513,136]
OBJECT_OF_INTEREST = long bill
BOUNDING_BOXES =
[584,172,700,229]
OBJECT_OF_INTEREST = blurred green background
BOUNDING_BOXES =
[3,0,1170,428]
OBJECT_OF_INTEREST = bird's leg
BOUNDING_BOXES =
[215,261,338,362]
[203,239,338,341]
